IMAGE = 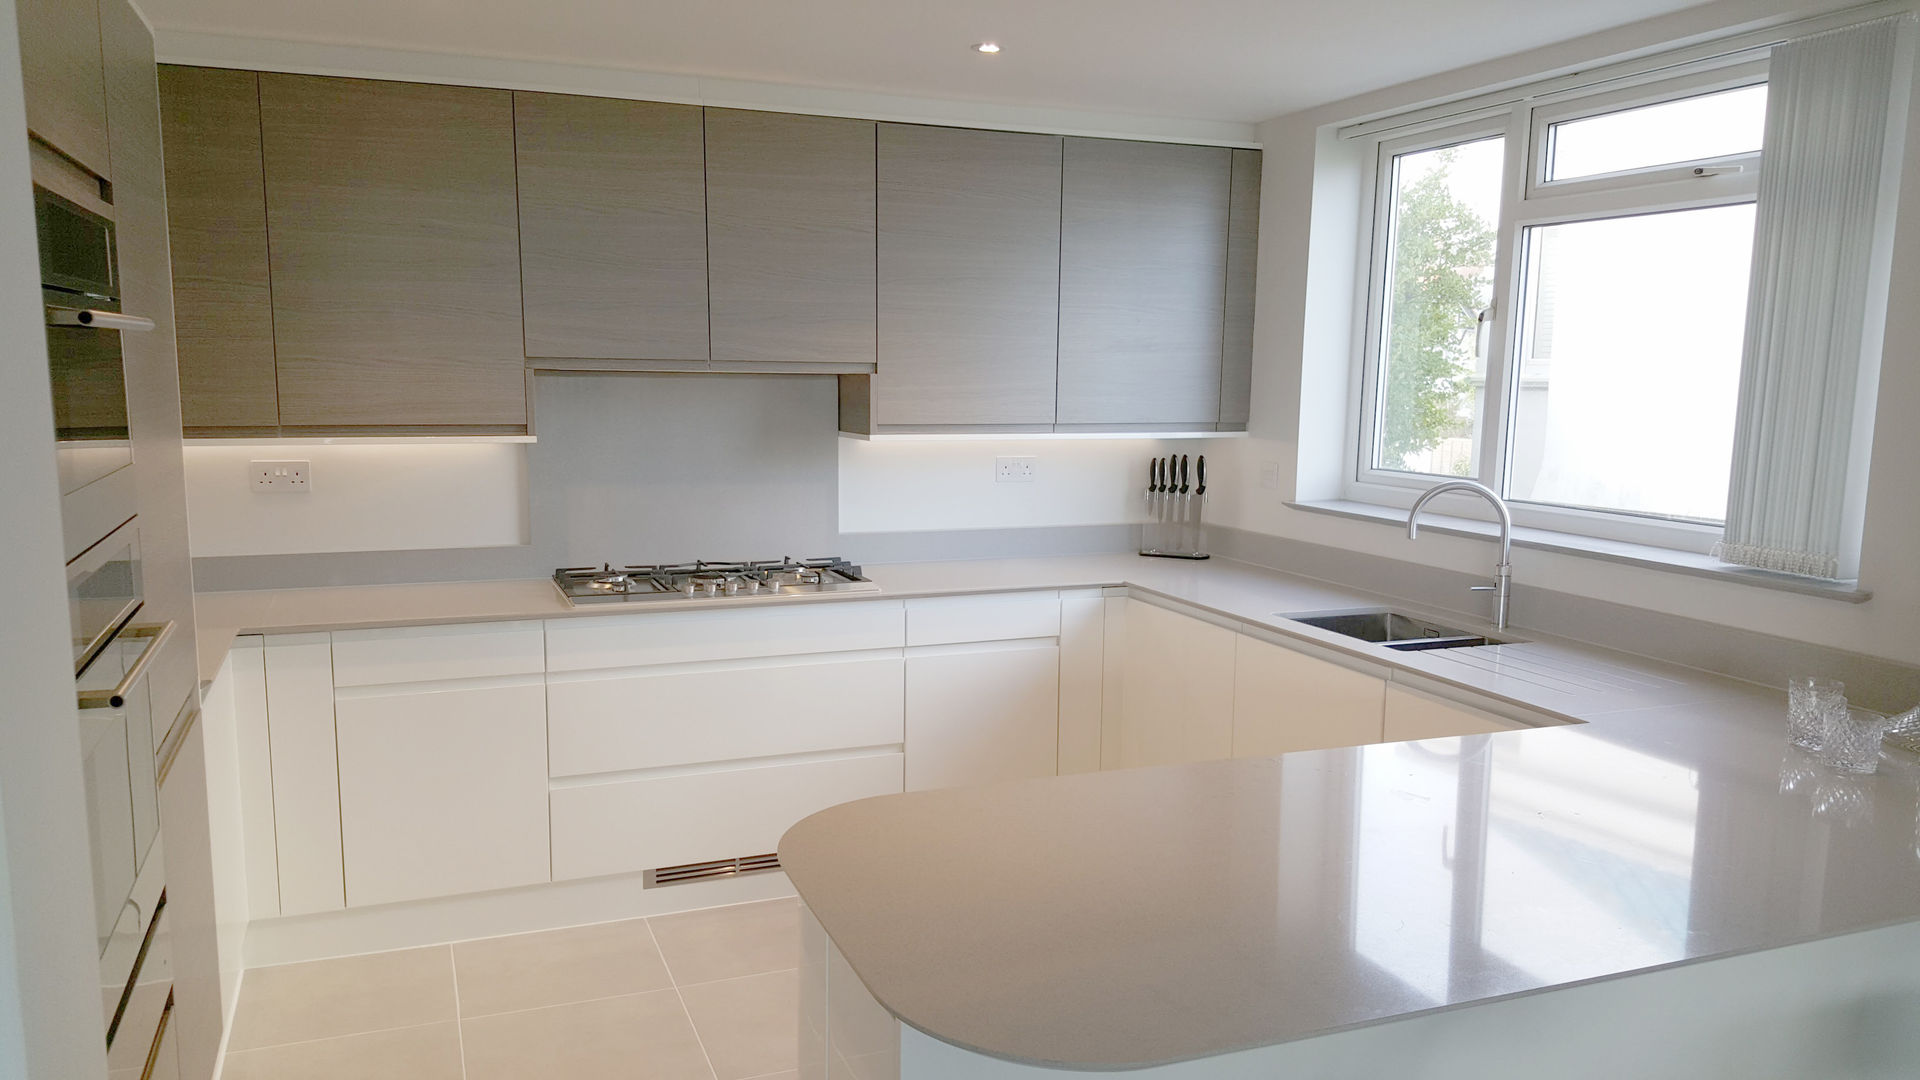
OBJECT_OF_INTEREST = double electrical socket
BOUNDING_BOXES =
[994,456,1037,483]
[252,459,310,493]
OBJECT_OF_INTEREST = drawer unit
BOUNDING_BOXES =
[546,601,904,672]
[547,655,904,778]
[550,752,903,881]
[904,592,1060,646]
[331,620,545,687]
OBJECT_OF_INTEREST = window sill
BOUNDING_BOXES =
[1287,499,1872,604]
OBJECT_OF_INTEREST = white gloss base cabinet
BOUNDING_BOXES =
[1381,683,1522,742]
[335,679,551,907]
[906,642,1060,791]
[1231,635,1386,756]
[1111,598,1236,768]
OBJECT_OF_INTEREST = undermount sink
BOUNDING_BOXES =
[1284,609,1496,651]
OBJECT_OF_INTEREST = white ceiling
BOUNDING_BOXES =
[137,0,1726,124]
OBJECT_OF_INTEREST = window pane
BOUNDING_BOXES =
[1373,136,1504,477]
[1546,83,1767,182]
[1508,204,1754,523]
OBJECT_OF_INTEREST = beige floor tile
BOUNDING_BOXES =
[650,899,801,985]
[228,946,456,1051]
[462,989,715,1080]
[746,1072,800,1080]
[221,1022,463,1080]
[680,969,801,1080]
[454,917,673,1017]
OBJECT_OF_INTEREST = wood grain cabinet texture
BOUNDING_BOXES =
[1219,148,1262,429]
[514,92,709,365]
[1057,138,1232,429]
[257,74,527,431]
[704,108,876,369]
[16,0,111,175]
[157,65,279,434]
[874,124,1062,426]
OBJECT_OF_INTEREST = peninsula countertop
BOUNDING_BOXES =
[780,705,1920,1069]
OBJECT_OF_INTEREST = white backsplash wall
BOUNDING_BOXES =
[185,373,839,566]
[184,441,531,557]
[838,436,1211,534]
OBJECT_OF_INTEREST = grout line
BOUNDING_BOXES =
[224,1017,455,1056]
[648,918,724,1080]
[458,985,680,1023]
[673,966,801,993]
[449,947,470,1080]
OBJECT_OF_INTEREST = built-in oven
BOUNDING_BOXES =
[36,184,150,541]
[68,518,144,676]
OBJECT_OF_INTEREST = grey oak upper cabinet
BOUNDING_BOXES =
[871,124,1062,428]
[515,93,709,367]
[704,109,876,370]
[16,0,111,176]
[258,75,527,432]
[1056,138,1232,429]
[157,66,279,434]
[1219,148,1261,429]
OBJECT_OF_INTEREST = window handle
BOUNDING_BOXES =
[1690,165,1744,177]
[1474,306,1494,360]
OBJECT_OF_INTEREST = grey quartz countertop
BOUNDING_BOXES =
[781,705,1920,1069]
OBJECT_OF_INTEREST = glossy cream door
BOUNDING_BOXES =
[1231,635,1386,757]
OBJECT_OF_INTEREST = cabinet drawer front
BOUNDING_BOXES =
[546,601,904,672]
[331,621,545,687]
[905,593,1060,646]
[336,680,550,907]
[551,753,903,881]
[548,656,904,778]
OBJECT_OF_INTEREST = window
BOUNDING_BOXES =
[1353,63,1769,548]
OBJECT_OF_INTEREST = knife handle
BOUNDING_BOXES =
[1179,455,1190,494]
[1195,455,1206,496]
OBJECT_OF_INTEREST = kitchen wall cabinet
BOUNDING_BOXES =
[704,109,876,369]
[514,93,709,365]
[1057,138,1232,429]
[258,74,527,432]
[1219,149,1262,428]
[336,680,550,907]
[156,66,278,435]
[1382,684,1523,742]
[1113,599,1238,768]
[1231,635,1385,757]
[870,124,1062,428]
[16,0,110,176]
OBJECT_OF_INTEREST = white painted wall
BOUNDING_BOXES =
[0,3,120,1075]
[1217,0,1920,667]
[838,438,1211,534]
[183,442,530,556]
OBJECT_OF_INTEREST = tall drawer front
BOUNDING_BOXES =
[331,620,546,687]
[905,592,1060,646]
[546,601,905,671]
[550,753,903,881]
[548,656,904,778]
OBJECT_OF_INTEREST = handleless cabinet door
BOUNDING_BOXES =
[258,75,526,431]
[1230,635,1384,756]
[1382,684,1522,743]
[705,109,876,368]
[1116,600,1237,767]
[158,65,279,433]
[876,124,1061,426]
[1057,138,1231,428]
[16,0,110,176]
[515,93,709,363]
[1218,149,1261,429]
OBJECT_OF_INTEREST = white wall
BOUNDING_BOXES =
[184,442,530,556]
[0,4,120,1076]
[1217,0,1920,667]
[838,437,1211,534]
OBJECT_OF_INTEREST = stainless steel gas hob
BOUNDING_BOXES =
[554,556,880,605]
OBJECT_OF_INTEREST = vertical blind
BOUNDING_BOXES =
[1717,15,1909,579]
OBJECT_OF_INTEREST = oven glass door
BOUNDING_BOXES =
[69,520,142,675]
[78,627,160,962]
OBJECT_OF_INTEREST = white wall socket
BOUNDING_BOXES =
[1259,460,1282,490]
[994,456,1037,483]
[252,459,310,493]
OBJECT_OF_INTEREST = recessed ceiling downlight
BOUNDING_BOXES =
[973,42,1001,54]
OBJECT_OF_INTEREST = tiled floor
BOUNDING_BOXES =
[222,898,803,1080]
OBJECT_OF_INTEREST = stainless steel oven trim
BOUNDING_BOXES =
[79,621,174,710]
[105,891,165,1050]
[46,306,154,332]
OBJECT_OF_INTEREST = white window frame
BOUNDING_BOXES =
[1346,58,1770,552]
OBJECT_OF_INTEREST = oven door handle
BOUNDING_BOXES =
[78,621,174,710]
[46,306,156,332]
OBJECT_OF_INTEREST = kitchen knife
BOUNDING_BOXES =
[1190,455,1206,554]
[1179,455,1192,553]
